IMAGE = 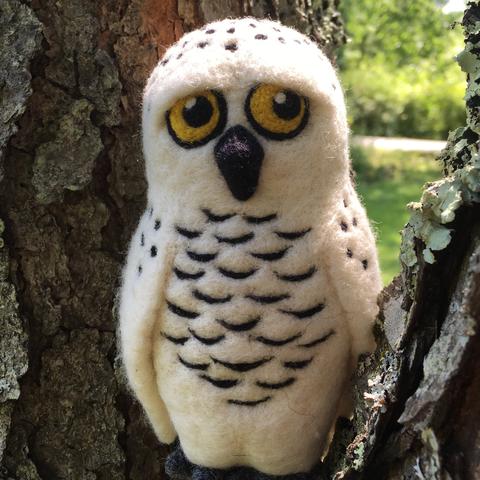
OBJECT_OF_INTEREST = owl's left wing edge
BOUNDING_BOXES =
[119,225,176,444]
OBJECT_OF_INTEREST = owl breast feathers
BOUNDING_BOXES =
[120,17,381,477]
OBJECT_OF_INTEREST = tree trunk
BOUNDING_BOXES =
[0,1,345,479]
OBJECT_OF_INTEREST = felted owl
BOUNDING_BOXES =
[120,17,381,480]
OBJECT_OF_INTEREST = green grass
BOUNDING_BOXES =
[352,147,442,285]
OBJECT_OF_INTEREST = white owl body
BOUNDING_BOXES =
[120,17,381,476]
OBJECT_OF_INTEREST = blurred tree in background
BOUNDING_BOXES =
[340,0,466,139]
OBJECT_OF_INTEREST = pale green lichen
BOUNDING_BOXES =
[400,16,480,267]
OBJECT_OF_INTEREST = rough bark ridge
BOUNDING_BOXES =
[0,1,344,479]
[325,3,480,479]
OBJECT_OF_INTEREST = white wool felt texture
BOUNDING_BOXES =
[119,17,382,476]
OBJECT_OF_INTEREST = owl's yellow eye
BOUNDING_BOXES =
[166,90,227,148]
[245,84,309,140]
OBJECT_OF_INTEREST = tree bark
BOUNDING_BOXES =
[0,1,345,479]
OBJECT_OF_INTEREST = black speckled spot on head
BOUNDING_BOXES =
[206,29,215,34]
[273,27,280,32]
[340,221,348,232]
[353,217,358,226]
[160,58,169,66]
[347,248,353,258]
[255,34,267,40]
[177,53,183,59]
[150,245,157,257]
[140,233,145,246]
[225,42,238,52]
[183,41,188,47]
[227,27,235,33]
[362,259,369,270]
[278,37,285,43]
[154,219,161,230]
[249,23,257,28]
[138,264,142,275]
[197,41,208,48]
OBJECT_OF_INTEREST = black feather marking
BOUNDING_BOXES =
[176,226,202,239]
[275,228,311,240]
[174,267,205,280]
[188,328,225,345]
[162,333,189,345]
[150,245,158,257]
[216,317,260,332]
[202,208,236,222]
[299,330,335,348]
[347,248,353,258]
[340,222,348,232]
[283,357,314,370]
[167,300,200,319]
[154,219,161,230]
[199,375,239,389]
[246,293,290,304]
[211,356,272,372]
[192,289,232,304]
[215,232,254,245]
[245,213,277,224]
[279,302,325,319]
[275,266,316,282]
[217,266,257,280]
[250,247,290,261]
[187,250,218,262]
[255,333,302,346]
[256,377,296,390]
[228,396,271,406]
[362,259,369,270]
[178,355,209,371]
[140,233,145,246]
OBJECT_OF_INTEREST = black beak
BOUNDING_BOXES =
[214,125,264,201]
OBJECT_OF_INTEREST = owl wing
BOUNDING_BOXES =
[119,211,176,444]
[322,182,382,359]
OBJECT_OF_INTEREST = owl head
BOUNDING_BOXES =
[142,18,349,219]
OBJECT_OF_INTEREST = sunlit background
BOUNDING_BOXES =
[339,0,466,284]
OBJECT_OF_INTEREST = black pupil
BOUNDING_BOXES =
[183,96,213,128]
[272,90,301,120]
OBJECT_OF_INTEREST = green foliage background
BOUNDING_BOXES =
[339,0,465,139]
